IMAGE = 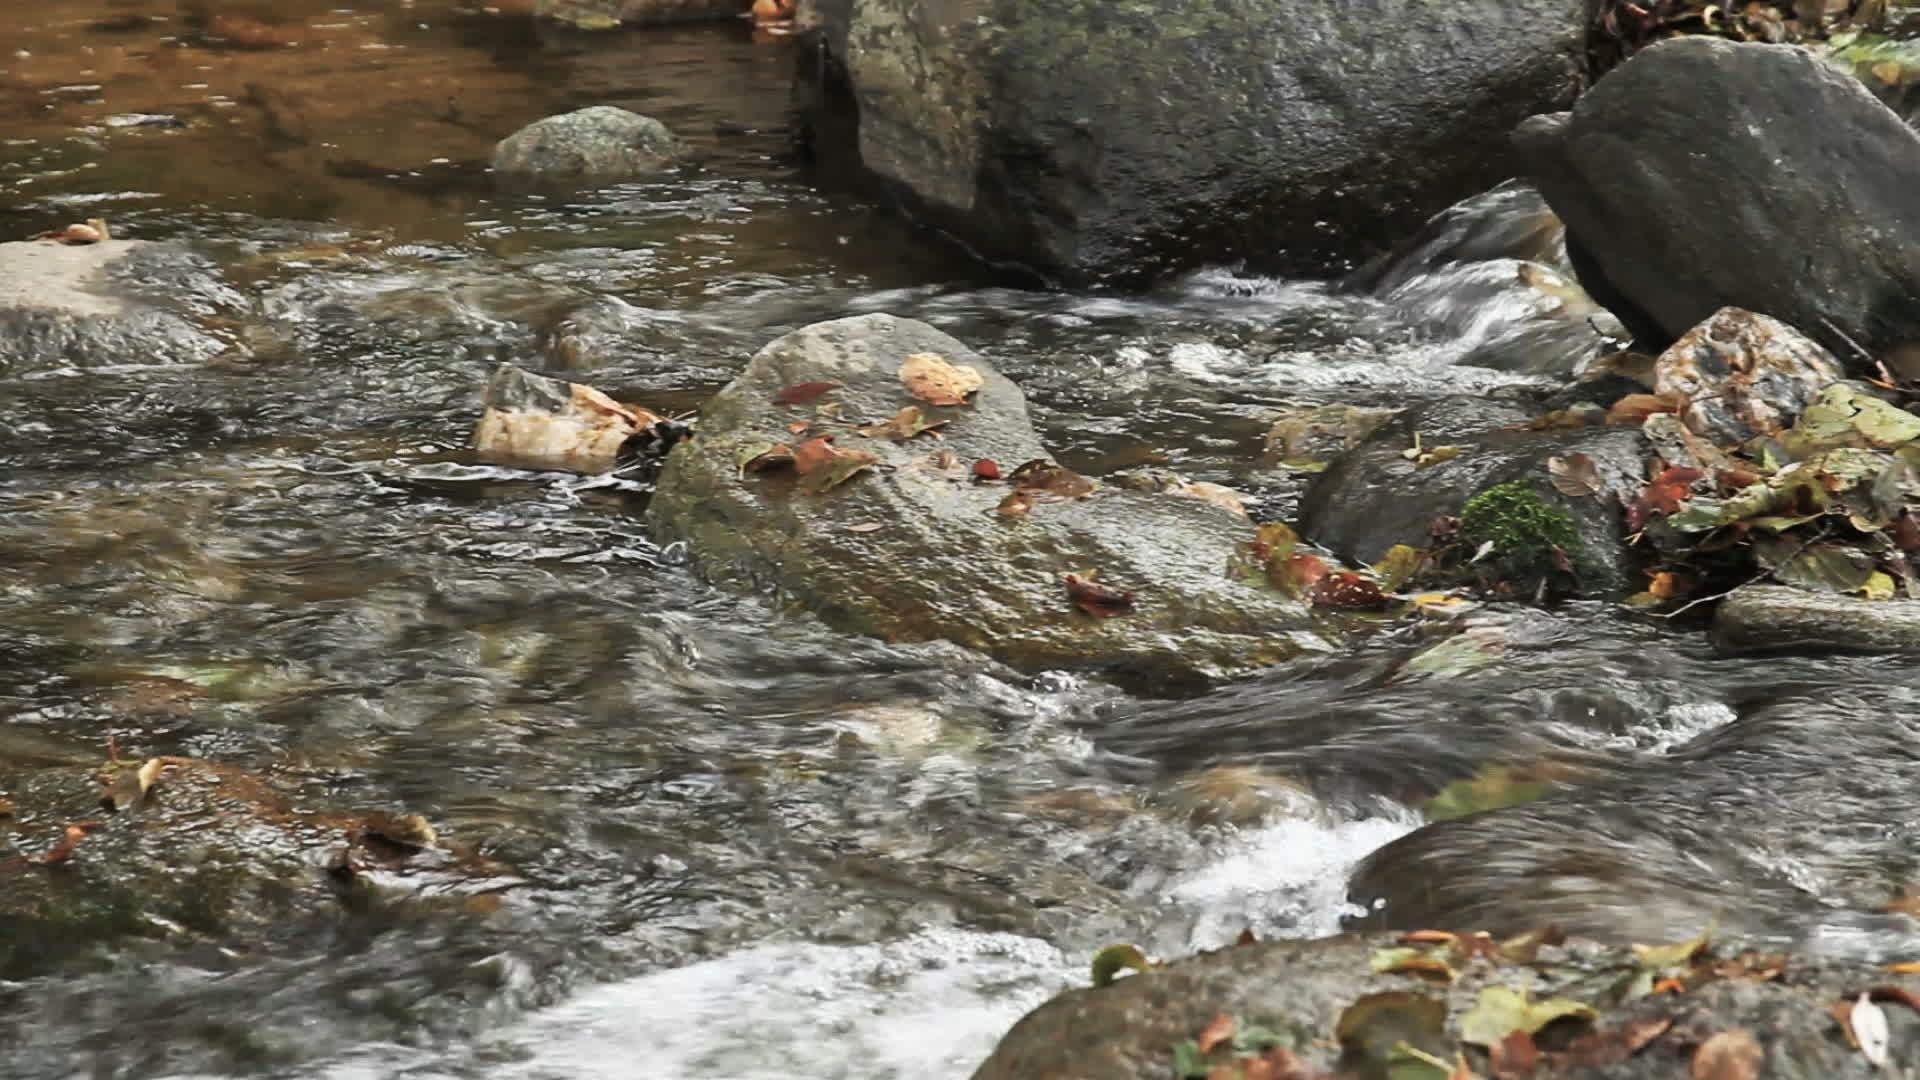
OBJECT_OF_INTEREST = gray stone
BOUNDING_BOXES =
[492,106,683,189]
[1715,583,1920,655]
[647,314,1320,690]
[797,0,1587,287]
[0,239,237,375]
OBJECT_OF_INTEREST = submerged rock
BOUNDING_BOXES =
[973,927,1920,1080]
[0,239,237,375]
[796,0,1586,286]
[1295,398,1647,597]
[1715,584,1920,654]
[647,314,1320,690]
[1517,36,1920,374]
[491,106,684,190]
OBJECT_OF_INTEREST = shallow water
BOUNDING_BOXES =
[0,5,1908,1079]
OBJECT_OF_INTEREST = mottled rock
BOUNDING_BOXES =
[1654,308,1845,446]
[492,106,683,189]
[1714,583,1920,655]
[0,239,237,375]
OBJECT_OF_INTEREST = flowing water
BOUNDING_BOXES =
[2,5,1916,1079]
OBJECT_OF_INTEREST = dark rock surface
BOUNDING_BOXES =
[647,314,1320,689]
[0,239,239,375]
[1518,36,1920,374]
[797,0,1586,287]
[1715,584,1920,654]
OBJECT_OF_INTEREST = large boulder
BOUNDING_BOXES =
[492,106,684,190]
[647,314,1320,689]
[973,929,1920,1080]
[0,239,239,375]
[1517,36,1920,373]
[795,0,1587,287]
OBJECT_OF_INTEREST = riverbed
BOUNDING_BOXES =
[3,5,1916,1078]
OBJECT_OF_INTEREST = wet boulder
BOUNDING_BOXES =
[1715,584,1920,655]
[1295,397,1648,597]
[0,238,238,375]
[796,0,1586,287]
[974,928,1920,1080]
[647,313,1321,689]
[1652,307,1846,447]
[0,755,523,979]
[1343,689,1920,948]
[491,106,684,190]
[1517,36,1920,374]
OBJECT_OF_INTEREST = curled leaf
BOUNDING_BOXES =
[734,440,795,479]
[774,380,840,405]
[856,405,948,441]
[1011,460,1094,497]
[1548,452,1603,497]
[899,352,983,406]
[1195,1013,1235,1056]
[996,491,1033,517]
[1090,943,1150,987]
[1063,573,1135,617]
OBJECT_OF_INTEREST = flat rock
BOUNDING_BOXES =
[1715,583,1920,654]
[0,239,235,375]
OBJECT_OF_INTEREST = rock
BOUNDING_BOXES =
[536,0,749,26]
[1714,584,1920,654]
[1516,36,1920,374]
[1652,307,1845,447]
[0,239,237,375]
[1343,687,1920,947]
[0,755,523,979]
[973,927,1920,1080]
[796,0,1587,287]
[647,314,1321,689]
[470,364,678,475]
[491,106,684,190]
[1295,397,1647,596]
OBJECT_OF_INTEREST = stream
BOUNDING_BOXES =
[3,5,1918,1079]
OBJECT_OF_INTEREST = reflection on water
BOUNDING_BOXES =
[0,4,1880,1079]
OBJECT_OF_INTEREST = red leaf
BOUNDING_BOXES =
[774,381,840,405]
[1626,466,1703,531]
[36,821,104,865]
[791,435,838,475]
[1490,1029,1539,1078]
[972,458,1002,481]
[1195,1013,1235,1056]
[1063,573,1135,616]
[1311,570,1389,610]
[1274,551,1331,593]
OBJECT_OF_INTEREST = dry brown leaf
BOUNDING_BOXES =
[32,219,108,245]
[1690,1029,1762,1080]
[899,352,983,406]
[774,380,840,405]
[1011,460,1094,497]
[792,435,839,476]
[799,445,879,494]
[855,405,948,441]
[996,491,1033,517]
[1063,573,1135,616]
[35,821,105,865]
[1548,452,1603,497]
[1490,1029,1540,1077]
[1606,391,1686,425]
[1448,1052,1485,1080]
[1235,928,1259,946]
[1401,929,1459,945]
[1195,1013,1236,1056]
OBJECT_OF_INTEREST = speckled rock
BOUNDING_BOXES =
[491,106,684,190]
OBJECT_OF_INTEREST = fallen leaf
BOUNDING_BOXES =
[1606,392,1686,425]
[1401,930,1459,945]
[734,440,794,479]
[32,219,108,245]
[1632,928,1711,970]
[1274,551,1331,595]
[1372,545,1423,593]
[1626,466,1704,531]
[791,435,839,476]
[1089,943,1150,987]
[1063,573,1135,617]
[1548,452,1603,497]
[1011,460,1094,497]
[774,380,840,405]
[1369,945,1457,982]
[846,522,884,533]
[1690,1028,1762,1080]
[996,491,1032,517]
[1458,985,1596,1047]
[1848,992,1892,1069]
[1312,571,1389,610]
[972,458,1002,481]
[786,420,811,435]
[899,352,983,406]
[1448,1052,1485,1080]
[1490,1029,1539,1076]
[1235,928,1258,946]
[856,405,948,441]
[35,821,105,865]
[1196,1014,1236,1056]
[798,445,879,494]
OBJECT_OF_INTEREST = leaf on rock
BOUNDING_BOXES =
[898,352,983,406]
[35,821,105,865]
[734,440,795,479]
[1606,392,1686,425]
[791,435,839,476]
[1548,452,1603,497]
[1490,1029,1540,1076]
[1196,1014,1236,1056]
[1846,992,1892,1068]
[1457,985,1595,1048]
[798,445,879,494]
[1275,551,1331,596]
[1861,571,1899,600]
[1690,1028,1762,1080]
[1369,945,1457,982]
[1371,544,1423,593]
[845,522,884,534]
[856,405,948,441]
[1090,942,1150,987]
[972,458,1002,481]
[773,380,840,405]
[1064,573,1135,617]
[1312,571,1389,610]
[1759,539,1876,594]
[1011,460,1095,497]
[996,491,1033,517]
[1626,466,1704,531]
[1631,928,1711,971]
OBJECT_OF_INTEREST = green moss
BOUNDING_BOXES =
[1459,482,1583,580]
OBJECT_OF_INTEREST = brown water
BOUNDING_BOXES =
[4,5,1913,1079]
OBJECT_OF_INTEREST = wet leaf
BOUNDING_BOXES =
[1063,573,1135,617]
[734,440,794,479]
[1760,539,1876,594]
[972,458,1002,481]
[1606,391,1686,425]
[1861,571,1899,600]
[1196,1014,1236,1056]
[845,522,884,534]
[1370,945,1457,982]
[1336,992,1448,1075]
[1417,445,1464,467]
[1388,1042,1457,1080]
[791,435,839,476]
[898,351,983,406]
[1690,1028,1762,1080]
[34,821,105,865]
[1458,985,1596,1047]
[1371,544,1423,592]
[1489,1029,1540,1076]
[1632,927,1711,971]
[1312,571,1389,610]
[1424,764,1550,822]
[796,442,879,494]
[1548,452,1603,497]
[1558,1017,1673,1067]
[1848,992,1892,1068]
[1788,383,1920,452]
[855,405,948,441]
[1090,943,1150,987]
[996,491,1032,517]
[773,380,840,405]
[1010,460,1094,497]
[1627,466,1704,531]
